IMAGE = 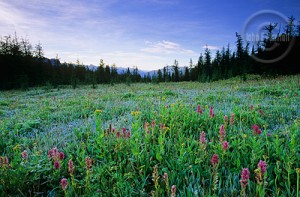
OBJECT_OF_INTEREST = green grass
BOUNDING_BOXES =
[0,75,300,196]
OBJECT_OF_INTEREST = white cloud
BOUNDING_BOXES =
[141,40,196,55]
[202,45,220,50]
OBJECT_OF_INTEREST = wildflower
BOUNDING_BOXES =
[171,185,176,197]
[122,128,126,135]
[144,122,149,130]
[250,105,254,110]
[240,168,250,188]
[257,160,267,175]
[252,124,262,135]
[85,157,92,170]
[211,154,219,167]
[219,125,226,142]
[222,141,229,150]
[0,156,10,169]
[255,160,267,184]
[116,131,120,138]
[60,178,68,190]
[200,131,207,145]
[160,124,165,129]
[151,120,155,128]
[258,109,265,116]
[163,172,169,189]
[230,114,234,125]
[163,172,168,182]
[59,152,65,160]
[224,115,228,122]
[209,106,215,118]
[54,161,61,169]
[21,150,28,159]
[126,130,131,138]
[152,165,159,189]
[68,160,75,175]
[94,109,102,114]
[196,105,203,114]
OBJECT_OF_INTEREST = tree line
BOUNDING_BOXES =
[0,16,299,90]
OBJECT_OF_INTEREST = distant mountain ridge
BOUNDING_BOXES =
[49,59,188,77]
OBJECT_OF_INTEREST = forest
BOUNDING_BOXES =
[0,16,299,90]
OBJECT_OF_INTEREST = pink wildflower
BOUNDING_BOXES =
[59,152,65,160]
[224,115,228,122]
[171,185,176,197]
[122,128,126,136]
[116,131,120,138]
[259,109,265,116]
[200,131,206,144]
[151,121,155,128]
[210,154,219,166]
[222,141,229,150]
[126,130,131,138]
[54,161,60,169]
[250,105,254,110]
[230,113,234,125]
[209,106,215,118]
[60,178,68,190]
[160,124,165,129]
[257,160,267,175]
[240,168,250,188]
[252,124,262,135]
[68,159,75,175]
[196,105,203,114]
[21,150,28,159]
[219,125,226,142]
[85,157,92,170]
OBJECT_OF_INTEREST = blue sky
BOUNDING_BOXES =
[0,0,299,70]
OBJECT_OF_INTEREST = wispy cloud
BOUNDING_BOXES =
[141,40,196,55]
[202,45,220,50]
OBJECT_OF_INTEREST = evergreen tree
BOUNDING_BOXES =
[184,67,190,81]
[173,60,179,82]
[157,69,163,82]
[97,59,105,83]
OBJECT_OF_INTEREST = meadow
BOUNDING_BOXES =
[0,75,300,196]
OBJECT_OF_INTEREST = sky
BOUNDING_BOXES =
[0,0,299,70]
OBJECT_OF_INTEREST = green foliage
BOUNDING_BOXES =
[0,76,300,196]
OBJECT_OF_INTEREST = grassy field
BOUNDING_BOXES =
[0,75,300,196]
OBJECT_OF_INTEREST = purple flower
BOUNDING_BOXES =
[252,124,262,135]
[240,168,250,188]
[257,160,267,175]
[171,185,176,197]
[209,106,215,118]
[85,157,92,170]
[224,115,228,122]
[230,114,234,125]
[210,154,219,166]
[60,178,68,190]
[54,161,60,169]
[21,150,28,159]
[222,141,229,150]
[116,131,120,138]
[196,105,203,114]
[68,159,75,175]
[59,152,65,160]
[200,131,206,144]
[259,109,265,116]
